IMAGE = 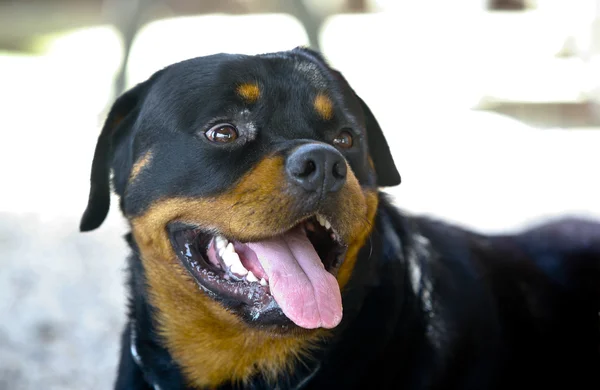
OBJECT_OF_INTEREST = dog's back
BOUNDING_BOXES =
[416,213,600,388]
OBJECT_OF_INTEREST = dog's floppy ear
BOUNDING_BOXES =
[79,80,152,232]
[354,94,401,187]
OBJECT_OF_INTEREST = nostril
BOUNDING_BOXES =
[332,161,346,180]
[297,160,317,178]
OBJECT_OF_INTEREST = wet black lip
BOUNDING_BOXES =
[167,218,346,329]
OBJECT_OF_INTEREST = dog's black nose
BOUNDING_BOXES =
[286,144,347,193]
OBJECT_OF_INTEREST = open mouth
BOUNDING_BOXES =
[169,215,347,329]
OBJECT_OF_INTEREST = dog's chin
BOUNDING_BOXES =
[168,216,347,332]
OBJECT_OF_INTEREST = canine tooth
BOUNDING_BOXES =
[260,278,268,286]
[226,242,235,253]
[325,220,331,230]
[246,271,258,283]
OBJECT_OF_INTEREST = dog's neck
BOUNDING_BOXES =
[119,197,426,389]
[127,317,323,390]
[117,233,187,389]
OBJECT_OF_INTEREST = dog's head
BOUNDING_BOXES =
[81,47,399,385]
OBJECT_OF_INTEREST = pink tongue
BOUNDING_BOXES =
[247,227,342,329]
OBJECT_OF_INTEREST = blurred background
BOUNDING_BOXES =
[1,0,600,388]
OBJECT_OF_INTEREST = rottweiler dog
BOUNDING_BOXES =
[80,47,600,389]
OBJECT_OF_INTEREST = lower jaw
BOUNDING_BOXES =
[143,269,329,389]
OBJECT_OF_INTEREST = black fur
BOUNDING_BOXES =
[81,48,600,389]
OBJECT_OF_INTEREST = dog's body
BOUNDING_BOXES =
[81,48,600,389]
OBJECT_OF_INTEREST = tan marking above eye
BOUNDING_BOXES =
[314,93,334,120]
[236,83,261,103]
[129,150,153,183]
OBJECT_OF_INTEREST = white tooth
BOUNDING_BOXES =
[215,236,227,250]
[218,247,226,257]
[246,271,258,282]
[231,265,248,276]
[229,253,248,276]
[260,278,268,286]
[226,242,235,253]
[222,250,234,266]
[317,215,325,227]
[325,220,331,230]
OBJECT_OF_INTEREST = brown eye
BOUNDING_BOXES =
[205,124,238,143]
[333,130,353,149]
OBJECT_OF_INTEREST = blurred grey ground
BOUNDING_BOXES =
[2,1,600,389]
[0,213,128,390]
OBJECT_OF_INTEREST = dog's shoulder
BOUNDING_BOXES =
[372,200,600,388]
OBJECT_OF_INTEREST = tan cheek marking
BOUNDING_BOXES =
[129,150,153,183]
[237,83,261,103]
[128,157,377,388]
[314,93,334,120]
[134,232,323,388]
[336,185,378,290]
[130,157,296,243]
[130,157,327,387]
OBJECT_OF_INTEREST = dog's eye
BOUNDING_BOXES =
[333,130,353,149]
[205,124,239,143]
